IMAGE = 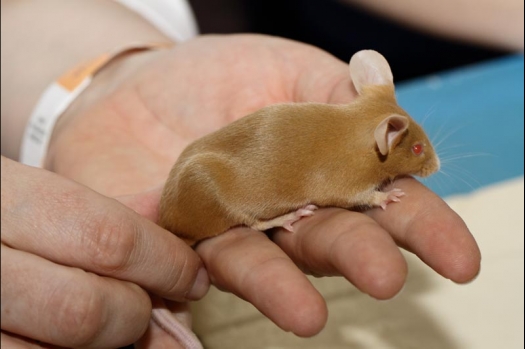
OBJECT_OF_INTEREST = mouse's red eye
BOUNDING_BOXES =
[412,143,423,155]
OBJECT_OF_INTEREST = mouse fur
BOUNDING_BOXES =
[159,50,440,246]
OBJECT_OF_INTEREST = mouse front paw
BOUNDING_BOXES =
[378,188,405,210]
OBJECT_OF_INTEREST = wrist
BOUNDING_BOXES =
[1,0,173,160]
[43,48,165,171]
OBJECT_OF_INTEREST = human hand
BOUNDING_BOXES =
[45,34,481,337]
[0,156,209,348]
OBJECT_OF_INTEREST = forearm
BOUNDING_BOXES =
[343,0,524,51]
[0,0,171,160]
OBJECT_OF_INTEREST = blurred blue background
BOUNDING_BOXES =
[397,55,524,198]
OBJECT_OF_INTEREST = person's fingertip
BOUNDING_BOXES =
[447,248,482,284]
[288,297,328,337]
[185,267,210,300]
[365,269,407,300]
[424,210,482,284]
[343,244,407,301]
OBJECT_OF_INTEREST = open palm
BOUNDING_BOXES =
[48,34,356,196]
[46,34,480,343]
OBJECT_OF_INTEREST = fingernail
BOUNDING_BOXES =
[186,267,210,300]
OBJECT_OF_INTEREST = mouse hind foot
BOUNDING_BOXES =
[250,205,318,232]
[355,187,405,210]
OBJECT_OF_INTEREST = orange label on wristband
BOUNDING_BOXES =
[21,41,174,167]
[57,53,112,92]
[57,42,173,92]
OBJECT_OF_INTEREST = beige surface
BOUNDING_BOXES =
[192,177,524,349]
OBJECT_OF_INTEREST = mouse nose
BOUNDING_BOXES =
[420,155,440,177]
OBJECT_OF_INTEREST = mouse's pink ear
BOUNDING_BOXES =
[349,50,394,95]
[374,114,409,155]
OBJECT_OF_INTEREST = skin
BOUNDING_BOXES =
[44,34,481,341]
[344,0,524,51]
[1,1,481,347]
[157,83,440,245]
[2,2,199,345]
[1,156,209,348]
[1,0,174,159]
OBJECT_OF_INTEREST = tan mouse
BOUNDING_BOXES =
[159,49,440,247]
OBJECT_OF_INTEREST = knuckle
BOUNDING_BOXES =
[47,274,106,347]
[46,187,139,275]
[79,208,138,274]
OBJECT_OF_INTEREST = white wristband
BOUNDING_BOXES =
[20,80,92,167]
[20,43,173,167]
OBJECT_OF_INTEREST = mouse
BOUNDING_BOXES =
[153,49,440,349]
[158,49,440,247]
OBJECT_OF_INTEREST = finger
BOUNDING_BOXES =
[1,331,62,349]
[271,208,408,300]
[0,244,149,348]
[196,228,328,337]
[1,159,208,301]
[365,177,481,283]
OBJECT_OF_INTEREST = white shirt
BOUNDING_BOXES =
[114,0,199,41]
